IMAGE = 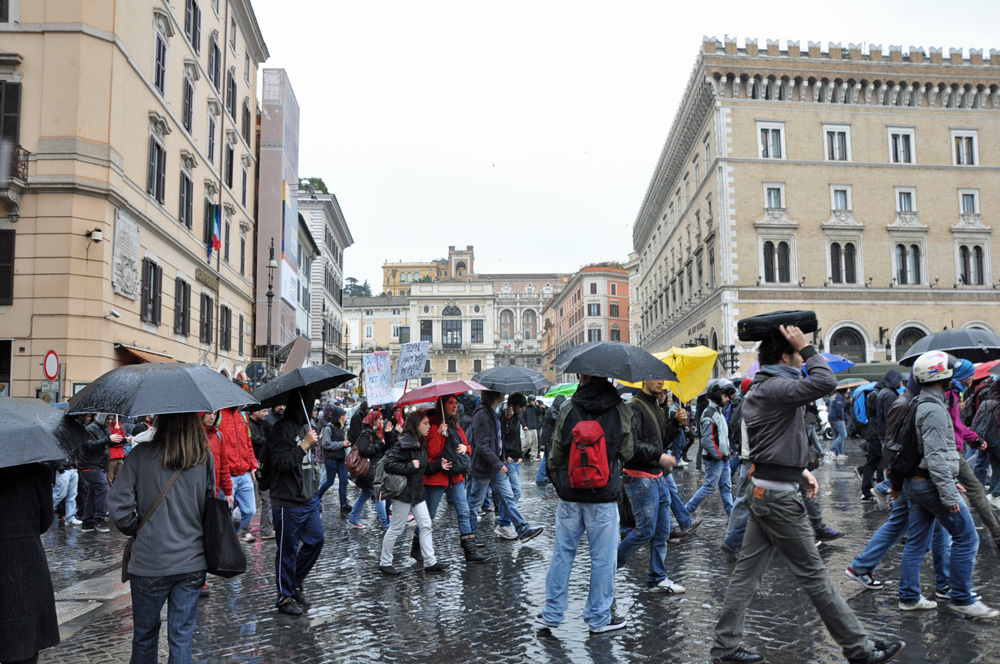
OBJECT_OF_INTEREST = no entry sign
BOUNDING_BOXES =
[43,350,60,381]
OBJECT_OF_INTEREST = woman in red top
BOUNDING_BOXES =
[201,412,233,505]
[106,415,128,485]
[413,395,489,564]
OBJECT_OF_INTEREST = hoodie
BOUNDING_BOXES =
[269,390,319,507]
[548,378,634,504]
[874,370,904,443]
[539,395,566,455]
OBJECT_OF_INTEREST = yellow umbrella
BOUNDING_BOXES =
[619,346,720,402]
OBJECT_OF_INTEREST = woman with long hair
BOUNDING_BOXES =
[108,412,214,664]
[347,409,390,529]
[378,409,446,575]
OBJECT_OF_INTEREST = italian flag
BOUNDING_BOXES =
[207,204,221,259]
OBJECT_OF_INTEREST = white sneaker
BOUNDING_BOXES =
[899,596,937,611]
[650,578,686,594]
[67,518,83,525]
[494,525,518,540]
[949,600,1000,619]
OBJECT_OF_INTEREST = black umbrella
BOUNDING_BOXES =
[472,365,550,393]
[899,329,1000,366]
[553,341,679,383]
[67,362,259,416]
[0,398,92,469]
[249,365,355,411]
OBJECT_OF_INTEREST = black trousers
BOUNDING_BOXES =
[860,439,883,496]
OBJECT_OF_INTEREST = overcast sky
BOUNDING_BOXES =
[251,0,1000,293]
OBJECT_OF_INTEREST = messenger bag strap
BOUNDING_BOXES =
[634,398,664,448]
[136,468,183,535]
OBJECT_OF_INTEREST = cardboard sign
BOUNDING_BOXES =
[363,351,394,406]
[394,341,430,384]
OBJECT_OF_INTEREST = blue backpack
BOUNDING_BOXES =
[853,383,876,425]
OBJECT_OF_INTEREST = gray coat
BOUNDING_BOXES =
[914,388,961,508]
[699,402,730,460]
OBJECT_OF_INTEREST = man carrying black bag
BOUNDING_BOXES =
[269,389,323,616]
[710,321,904,664]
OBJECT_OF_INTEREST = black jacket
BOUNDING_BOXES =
[625,391,679,475]
[874,370,903,444]
[248,415,272,466]
[384,432,430,504]
[347,407,367,445]
[502,412,524,460]
[321,422,348,461]
[268,397,319,508]
[355,426,388,491]
[78,421,112,471]
[521,403,541,430]
[539,396,565,455]
[470,403,505,479]
[727,393,745,453]
[548,379,635,503]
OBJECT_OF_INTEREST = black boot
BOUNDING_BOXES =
[410,534,423,562]
[461,534,490,564]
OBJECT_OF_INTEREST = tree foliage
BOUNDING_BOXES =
[344,277,372,298]
[299,177,329,194]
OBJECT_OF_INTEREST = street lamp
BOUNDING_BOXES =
[266,238,278,378]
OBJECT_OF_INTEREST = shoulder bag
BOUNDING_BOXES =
[121,468,182,583]
[203,462,248,578]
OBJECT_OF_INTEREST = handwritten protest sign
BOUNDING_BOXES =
[395,341,430,384]
[363,351,394,406]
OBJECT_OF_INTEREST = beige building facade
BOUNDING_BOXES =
[633,37,1000,375]
[0,1,267,398]
[300,192,352,367]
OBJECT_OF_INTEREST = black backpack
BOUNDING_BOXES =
[883,399,923,482]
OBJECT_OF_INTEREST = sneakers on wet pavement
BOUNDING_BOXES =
[713,646,765,663]
[948,600,1000,619]
[534,613,559,630]
[848,640,905,664]
[649,578,686,594]
[845,567,884,590]
[898,596,937,611]
[588,613,627,634]
[277,597,303,615]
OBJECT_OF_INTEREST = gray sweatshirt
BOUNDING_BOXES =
[699,402,730,460]
[914,388,961,508]
[108,442,210,577]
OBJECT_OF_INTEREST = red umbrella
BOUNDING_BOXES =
[975,360,1000,381]
[394,379,488,409]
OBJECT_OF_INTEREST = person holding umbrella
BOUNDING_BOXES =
[79,413,117,533]
[269,389,323,616]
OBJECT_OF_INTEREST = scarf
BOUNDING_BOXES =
[758,364,803,381]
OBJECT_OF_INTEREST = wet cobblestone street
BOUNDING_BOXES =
[39,441,1000,663]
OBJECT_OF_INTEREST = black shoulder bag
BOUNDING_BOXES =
[202,458,248,578]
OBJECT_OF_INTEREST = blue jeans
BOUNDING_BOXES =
[830,420,847,456]
[535,455,548,483]
[497,462,521,529]
[79,468,109,524]
[618,476,672,586]
[53,469,78,521]
[542,500,619,629]
[665,473,693,530]
[230,472,256,533]
[468,470,532,535]
[902,478,977,605]
[130,570,205,664]
[425,481,473,536]
[317,458,350,507]
[348,487,389,528]
[686,458,733,515]
[850,490,950,594]
[272,496,324,603]
[723,461,753,551]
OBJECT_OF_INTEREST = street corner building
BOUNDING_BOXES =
[0,0,270,398]
[632,36,1000,375]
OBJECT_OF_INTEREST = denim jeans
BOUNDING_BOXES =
[53,469,78,521]
[468,470,532,535]
[229,472,256,533]
[686,458,733,515]
[272,496,324,603]
[348,488,389,528]
[496,462,521,529]
[542,500,619,629]
[902,478,978,606]
[129,570,206,664]
[425,480,473,535]
[79,468,109,524]
[830,420,847,456]
[618,476,672,586]
[317,458,350,507]
[535,455,548,483]
[665,473,693,530]
[723,461,753,551]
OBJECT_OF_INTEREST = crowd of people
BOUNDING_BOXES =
[15,321,1000,664]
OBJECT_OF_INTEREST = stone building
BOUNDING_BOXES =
[543,265,631,383]
[633,37,1000,375]
[0,0,267,398]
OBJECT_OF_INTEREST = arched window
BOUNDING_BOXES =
[896,244,921,284]
[844,243,857,283]
[763,241,775,282]
[830,327,866,364]
[442,305,461,316]
[777,241,791,283]
[830,242,857,284]
[908,245,921,284]
[830,243,842,283]
[960,245,986,286]
[973,246,985,285]
[960,245,971,284]
[894,327,926,360]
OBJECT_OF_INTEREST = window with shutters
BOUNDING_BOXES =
[225,143,234,188]
[219,305,232,351]
[473,359,482,373]
[239,234,246,275]
[587,329,602,342]
[241,165,248,206]
[589,282,597,294]
[184,0,201,53]
[0,229,14,305]
[1,82,21,151]
[207,116,216,164]
[244,54,250,83]
[587,303,600,316]
[610,326,621,341]
[226,70,236,118]
[888,127,915,164]
[200,293,214,343]
[153,31,167,94]
[471,319,484,343]
[178,171,193,229]
[238,313,244,355]
[952,130,978,166]
[757,122,785,159]
[203,198,214,246]
[146,136,166,203]
[182,78,194,132]
[174,278,191,335]
[241,101,251,143]
[229,17,237,50]
[823,124,851,161]
[208,36,221,90]
[609,303,619,318]
[223,219,231,262]
[447,359,457,373]
[0,1,9,22]
[140,258,163,325]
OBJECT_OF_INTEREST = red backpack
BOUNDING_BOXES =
[568,420,610,490]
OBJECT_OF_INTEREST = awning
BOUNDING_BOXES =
[115,344,178,364]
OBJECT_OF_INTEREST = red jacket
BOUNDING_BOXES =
[109,420,127,460]
[423,413,467,486]
[217,407,258,476]
[205,426,232,497]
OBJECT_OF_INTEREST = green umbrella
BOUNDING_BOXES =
[545,382,578,398]
[837,378,868,390]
